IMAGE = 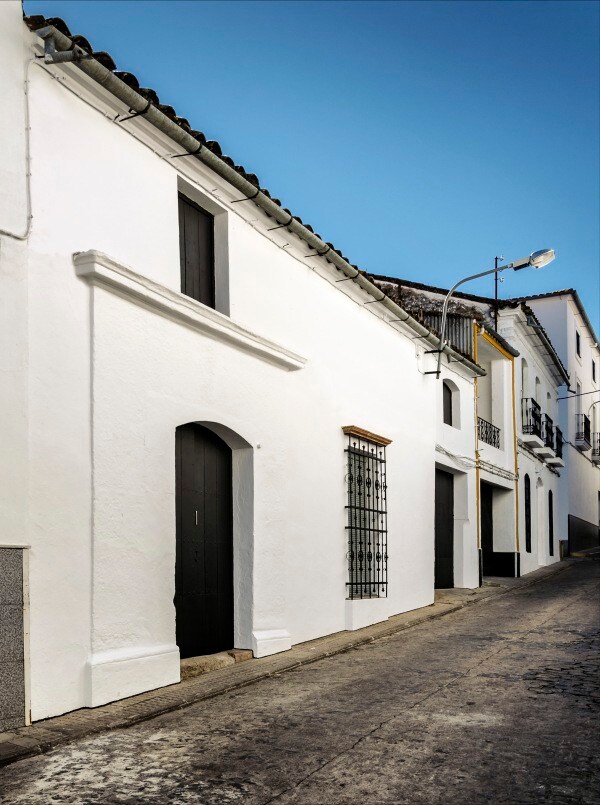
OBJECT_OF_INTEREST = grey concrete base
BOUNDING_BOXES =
[180,649,253,680]
[0,560,573,768]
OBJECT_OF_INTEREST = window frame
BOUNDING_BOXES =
[343,427,390,600]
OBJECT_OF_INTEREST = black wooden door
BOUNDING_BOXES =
[178,193,215,308]
[175,423,233,659]
[481,481,494,575]
[434,469,454,588]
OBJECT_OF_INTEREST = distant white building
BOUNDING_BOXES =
[516,291,600,552]
[0,4,483,728]
[373,276,574,581]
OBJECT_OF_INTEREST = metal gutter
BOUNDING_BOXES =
[33,24,485,378]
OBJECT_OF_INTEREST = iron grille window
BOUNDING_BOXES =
[345,432,388,599]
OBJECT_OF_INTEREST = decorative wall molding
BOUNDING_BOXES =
[74,250,307,372]
[342,425,392,446]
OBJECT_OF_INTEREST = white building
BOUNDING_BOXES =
[373,276,572,581]
[0,5,485,728]
[515,291,600,552]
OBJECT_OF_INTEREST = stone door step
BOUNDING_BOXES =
[180,649,253,680]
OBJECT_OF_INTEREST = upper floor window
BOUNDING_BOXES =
[593,360,597,384]
[443,381,453,426]
[576,330,581,357]
[178,193,215,308]
[442,380,460,428]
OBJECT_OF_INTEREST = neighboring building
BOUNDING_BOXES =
[0,5,484,726]
[510,291,600,553]
[373,276,573,582]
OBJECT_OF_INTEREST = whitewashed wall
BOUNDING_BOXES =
[497,310,562,574]
[435,367,479,588]
[526,296,600,541]
[0,9,454,721]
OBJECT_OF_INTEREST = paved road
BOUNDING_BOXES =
[1,562,598,804]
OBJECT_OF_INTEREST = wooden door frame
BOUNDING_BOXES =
[175,421,254,655]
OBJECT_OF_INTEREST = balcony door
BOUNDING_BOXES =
[175,423,233,659]
[435,469,454,588]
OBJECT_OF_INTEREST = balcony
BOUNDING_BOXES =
[547,426,565,468]
[521,398,543,448]
[592,433,600,465]
[535,414,556,459]
[575,414,591,451]
[478,417,501,449]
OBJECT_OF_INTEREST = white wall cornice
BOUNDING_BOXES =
[74,250,307,371]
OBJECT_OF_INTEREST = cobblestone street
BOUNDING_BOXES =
[1,561,598,804]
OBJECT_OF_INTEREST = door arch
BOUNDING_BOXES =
[175,423,233,658]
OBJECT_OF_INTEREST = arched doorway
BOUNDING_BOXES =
[175,423,233,658]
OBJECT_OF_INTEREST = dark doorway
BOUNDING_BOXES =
[481,481,494,575]
[175,423,233,659]
[434,469,454,588]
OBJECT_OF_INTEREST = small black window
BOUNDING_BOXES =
[593,360,596,383]
[178,193,215,308]
[524,474,531,553]
[345,430,388,599]
[443,381,453,426]
[576,330,581,357]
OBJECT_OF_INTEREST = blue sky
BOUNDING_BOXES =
[25,0,599,326]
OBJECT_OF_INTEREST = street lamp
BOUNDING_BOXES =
[434,249,555,378]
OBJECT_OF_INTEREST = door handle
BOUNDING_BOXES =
[195,510,198,526]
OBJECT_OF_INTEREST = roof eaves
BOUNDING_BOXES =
[23,15,487,379]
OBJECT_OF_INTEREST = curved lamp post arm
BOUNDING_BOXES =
[436,265,511,378]
[434,248,555,379]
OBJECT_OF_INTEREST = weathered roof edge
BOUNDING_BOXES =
[503,289,599,347]
[24,16,486,378]
[500,301,570,385]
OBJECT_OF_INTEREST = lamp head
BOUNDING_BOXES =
[511,248,556,271]
[529,249,555,269]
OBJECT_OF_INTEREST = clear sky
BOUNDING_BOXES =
[25,0,600,327]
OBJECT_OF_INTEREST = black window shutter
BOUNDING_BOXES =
[178,193,215,308]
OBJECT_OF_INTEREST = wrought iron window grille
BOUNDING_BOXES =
[345,434,388,600]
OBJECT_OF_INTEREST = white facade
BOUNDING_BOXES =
[525,293,600,547]
[0,4,485,723]
[495,307,566,574]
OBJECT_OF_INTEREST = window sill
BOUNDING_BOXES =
[74,250,306,372]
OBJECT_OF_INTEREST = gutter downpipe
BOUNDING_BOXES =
[35,25,485,378]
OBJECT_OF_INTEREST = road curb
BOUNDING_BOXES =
[0,560,574,769]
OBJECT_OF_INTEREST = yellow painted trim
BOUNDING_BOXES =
[474,324,481,552]
[511,355,520,553]
[475,325,520,557]
[481,330,514,361]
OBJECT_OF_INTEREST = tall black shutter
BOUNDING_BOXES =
[442,382,453,426]
[524,474,531,553]
[178,193,215,308]
[548,490,554,556]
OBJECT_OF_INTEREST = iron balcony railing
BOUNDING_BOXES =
[522,398,542,439]
[542,414,554,450]
[555,427,563,459]
[592,433,600,460]
[575,414,591,446]
[478,416,501,449]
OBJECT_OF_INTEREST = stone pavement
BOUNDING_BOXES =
[0,560,573,770]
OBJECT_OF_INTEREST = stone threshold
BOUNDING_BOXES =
[181,649,253,680]
[0,560,573,768]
